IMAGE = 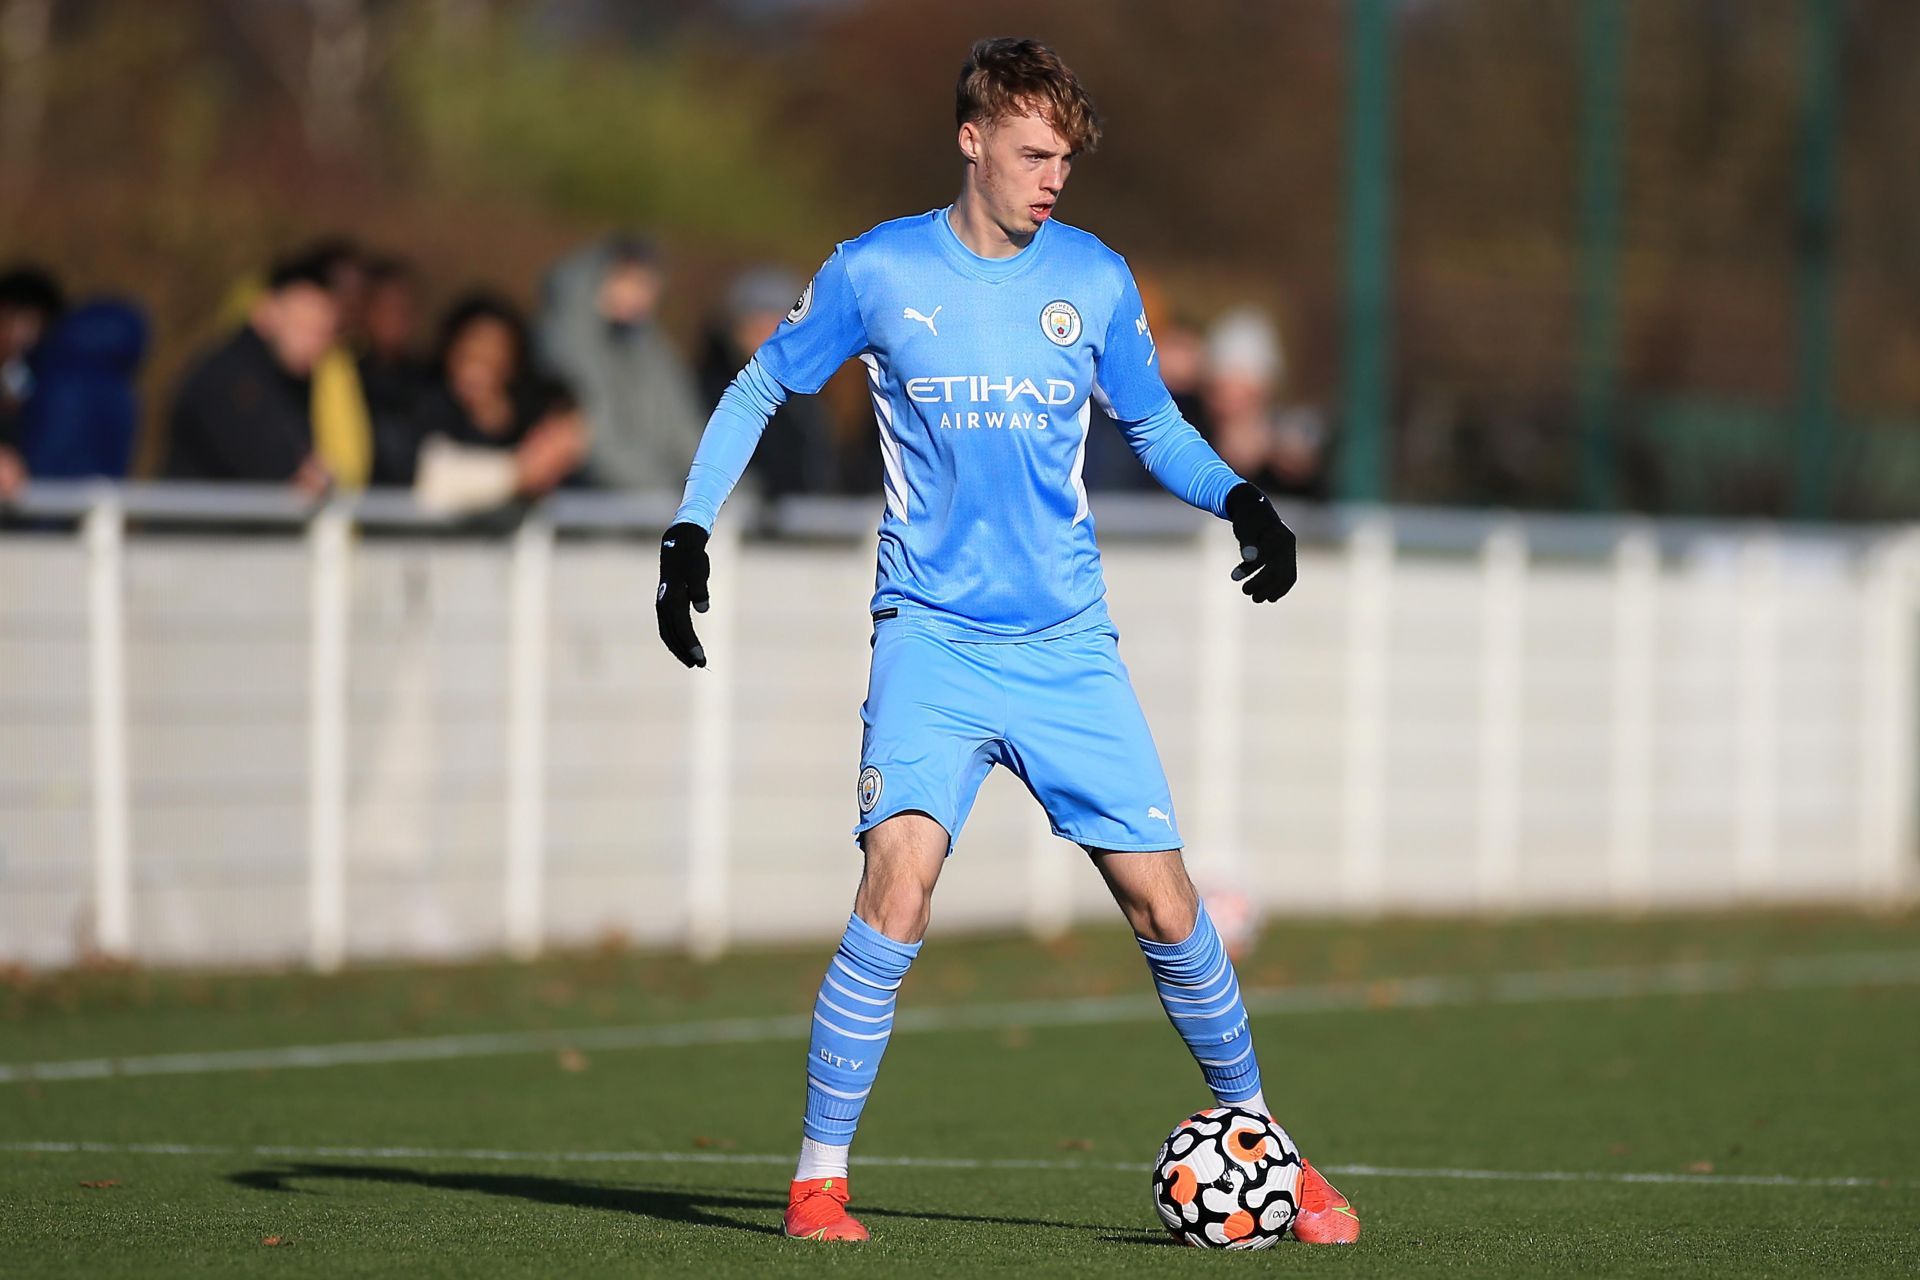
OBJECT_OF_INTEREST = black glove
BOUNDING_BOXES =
[1224,483,1297,603]
[656,521,712,668]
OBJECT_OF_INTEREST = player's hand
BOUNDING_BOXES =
[1224,483,1297,602]
[657,521,712,668]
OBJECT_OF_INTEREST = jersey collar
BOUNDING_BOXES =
[934,205,1051,283]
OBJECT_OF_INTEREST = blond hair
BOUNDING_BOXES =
[955,37,1102,155]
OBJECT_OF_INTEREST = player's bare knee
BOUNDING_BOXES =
[852,879,932,943]
[1131,896,1199,945]
[1089,848,1198,943]
[853,819,944,943]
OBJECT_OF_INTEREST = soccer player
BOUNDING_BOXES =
[656,37,1360,1246]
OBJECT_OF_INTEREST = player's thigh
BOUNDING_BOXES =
[1003,628,1183,852]
[855,625,1000,848]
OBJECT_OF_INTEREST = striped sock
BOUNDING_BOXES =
[800,913,920,1146]
[1136,902,1263,1105]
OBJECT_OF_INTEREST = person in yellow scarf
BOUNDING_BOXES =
[215,239,372,490]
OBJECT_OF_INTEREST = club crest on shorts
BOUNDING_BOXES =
[787,278,814,324]
[857,766,883,815]
[1040,299,1082,346]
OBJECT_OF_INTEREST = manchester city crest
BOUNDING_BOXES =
[858,765,884,815]
[1041,299,1082,346]
[787,278,814,324]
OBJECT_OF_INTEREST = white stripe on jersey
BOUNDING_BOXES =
[1070,396,1095,525]
[860,352,911,524]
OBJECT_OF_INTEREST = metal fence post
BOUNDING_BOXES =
[1476,523,1527,908]
[83,490,132,957]
[1735,532,1783,899]
[1338,0,1396,504]
[1190,515,1248,899]
[1342,515,1393,910]
[505,515,553,960]
[1576,0,1627,510]
[1791,0,1842,520]
[306,503,351,972]
[1859,531,1920,902]
[1607,525,1658,908]
[1025,819,1073,941]
[685,518,737,960]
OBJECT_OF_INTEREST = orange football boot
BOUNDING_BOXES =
[783,1176,869,1242]
[1291,1159,1361,1244]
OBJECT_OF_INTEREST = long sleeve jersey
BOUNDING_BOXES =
[676,207,1244,641]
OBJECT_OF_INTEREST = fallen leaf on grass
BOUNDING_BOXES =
[1058,1138,1095,1152]
[261,1236,290,1247]
[692,1136,737,1150]
[78,1180,119,1189]
[557,1048,589,1073]
[1686,1160,1715,1174]
[1607,1143,1632,1157]
[1365,980,1401,1010]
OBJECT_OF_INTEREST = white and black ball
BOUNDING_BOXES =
[1151,1107,1302,1249]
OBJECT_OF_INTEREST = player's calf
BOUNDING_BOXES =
[1135,901,1263,1106]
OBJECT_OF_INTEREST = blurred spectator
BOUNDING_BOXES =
[359,257,427,408]
[166,253,336,495]
[357,257,435,485]
[1081,310,1216,494]
[536,235,702,492]
[0,265,65,500]
[697,267,836,501]
[404,292,587,514]
[1203,306,1329,501]
[1156,314,1213,436]
[18,300,148,481]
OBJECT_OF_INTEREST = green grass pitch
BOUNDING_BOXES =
[4,911,1918,1277]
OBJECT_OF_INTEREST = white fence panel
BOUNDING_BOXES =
[0,486,1915,969]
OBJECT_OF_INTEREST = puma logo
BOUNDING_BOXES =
[903,305,941,336]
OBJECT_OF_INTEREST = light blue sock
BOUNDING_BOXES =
[1137,902,1263,1105]
[801,913,921,1145]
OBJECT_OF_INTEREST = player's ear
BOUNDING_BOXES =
[958,120,981,165]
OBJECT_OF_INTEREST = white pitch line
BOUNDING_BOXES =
[5,949,1918,1086]
[1,1140,1908,1191]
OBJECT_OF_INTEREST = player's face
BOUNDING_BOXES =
[966,109,1074,239]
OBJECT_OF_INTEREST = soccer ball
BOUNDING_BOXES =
[1151,1107,1302,1249]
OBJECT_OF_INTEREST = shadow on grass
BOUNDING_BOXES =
[1098,1231,1183,1247]
[230,1163,1138,1239]
[231,1163,787,1236]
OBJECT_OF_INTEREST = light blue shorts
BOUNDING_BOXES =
[854,621,1183,853]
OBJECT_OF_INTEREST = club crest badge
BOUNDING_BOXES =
[1041,299,1082,346]
[858,766,884,815]
[787,278,814,324]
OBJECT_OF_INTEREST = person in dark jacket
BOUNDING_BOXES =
[18,300,148,481]
[358,256,436,486]
[0,264,65,500]
[396,292,586,504]
[167,254,337,494]
[359,257,430,414]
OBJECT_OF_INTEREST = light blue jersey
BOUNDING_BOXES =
[675,208,1244,640]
